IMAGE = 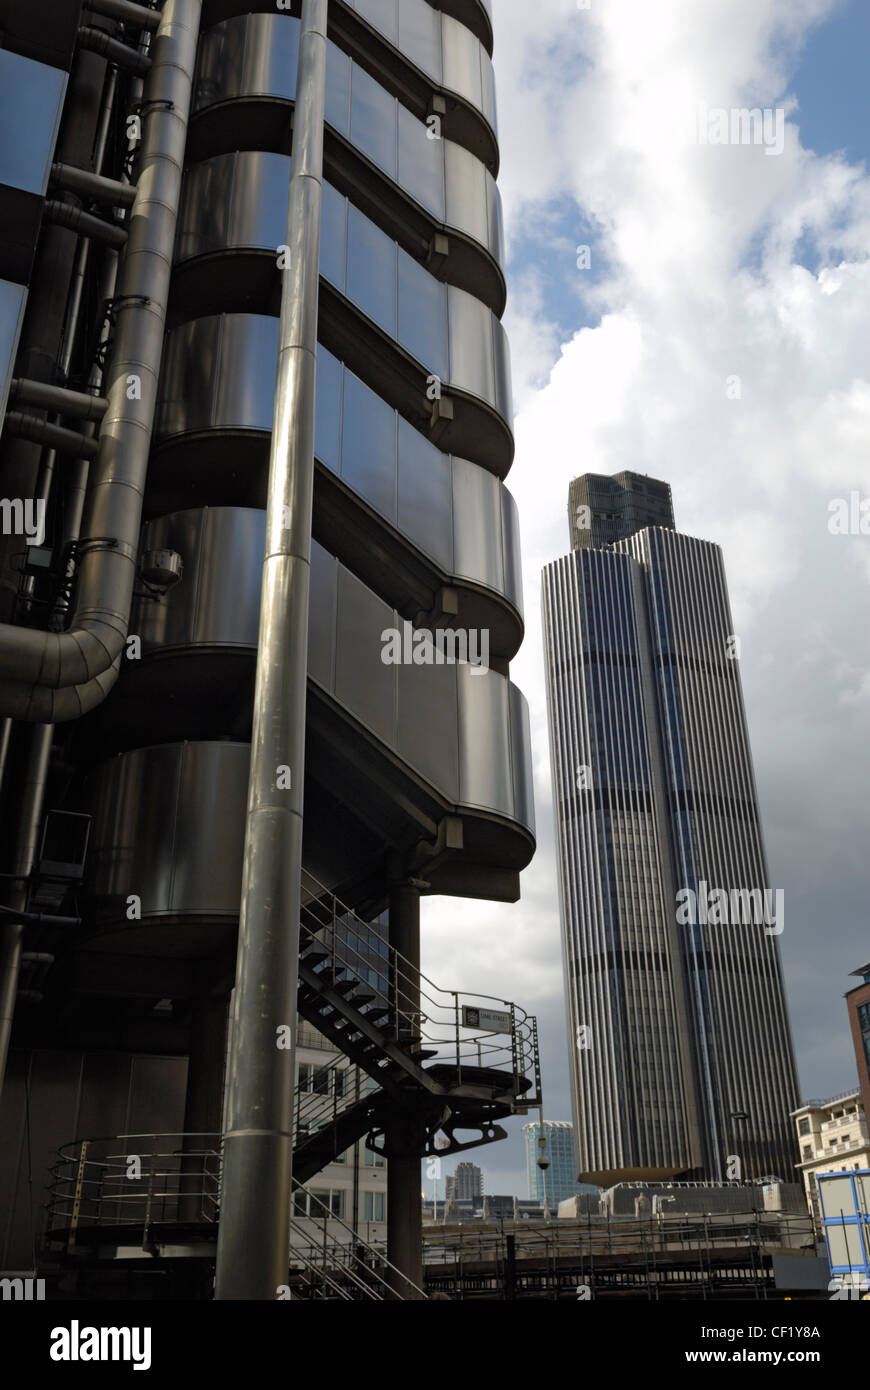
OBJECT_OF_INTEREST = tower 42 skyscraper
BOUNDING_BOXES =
[542,478,799,1185]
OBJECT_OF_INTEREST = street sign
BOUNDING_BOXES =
[461,1005,511,1034]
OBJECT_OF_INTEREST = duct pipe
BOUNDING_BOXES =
[36,66,122,518]
[84,0,162,29]
[77,26,152,75]
[0,0,202,721]
[10,380,109,422]
[2,413,100,459]
[49,163,137,210]
[214,0,327,1301]
[0,724,52,1103]
[43,200,128,249]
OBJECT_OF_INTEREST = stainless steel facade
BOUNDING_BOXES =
[543,521,799,1185]
[0,0,534,1284]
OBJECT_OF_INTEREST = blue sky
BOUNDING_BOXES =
[791,0,870,167]
[424,0,870,1197]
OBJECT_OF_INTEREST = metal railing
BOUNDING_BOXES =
[44,1133,426,1299]
[46,1133,221,1245]
[288,1184,427,1300]
[300,869,541,1108]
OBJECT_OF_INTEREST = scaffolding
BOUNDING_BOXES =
[422,1210,818,1300]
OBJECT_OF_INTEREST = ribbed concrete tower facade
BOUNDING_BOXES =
[543,481,799,1186]
[0,0,538,1298]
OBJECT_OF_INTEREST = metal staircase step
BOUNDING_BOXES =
[302,948,329,967]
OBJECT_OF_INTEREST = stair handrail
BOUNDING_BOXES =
[300,869,540,1105]
[292,1180,427,1299]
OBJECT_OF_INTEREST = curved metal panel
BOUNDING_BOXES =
[159,295,511,466]
[456,663,513,817]
[346,1,498,141]
[155,327,522,617]
[86,741,250,919]
[134,509,265,654]
[122,519,533,836]
[193,15,503,269]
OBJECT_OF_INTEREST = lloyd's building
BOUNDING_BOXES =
[0,0,538,1299]
[543,473,799,1188]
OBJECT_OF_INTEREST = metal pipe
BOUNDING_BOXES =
[386,882,425,1299]
[10,379,109,422]
[49,162,137,210]
[214,0,327,1302]
[0,0,202,722]
[43,200,128,249]
[77,25,152,75]
[36,66,122,516]
[2,413,100,459]
[84,0,162,29]
[0,724,52,1103]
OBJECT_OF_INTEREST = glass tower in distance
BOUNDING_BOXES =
[542,476,800,1186]
[523,1120,597,1204]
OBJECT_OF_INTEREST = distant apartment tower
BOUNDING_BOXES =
[523,1121,597,1204]
[542,476,800,1185]
[847,962,870,1124]
[568,471,675,551]
[445,1162,483,1201]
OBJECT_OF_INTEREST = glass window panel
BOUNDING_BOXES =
[398,106,445,220]
[355,0,398,45]
[346,205,396,335]
[308,539,338,690]
[0,50,65,196]
[399,0,442,81]
[325,40,351,134]
[320,181,348,292]
[363,1191,385,1221]
[398,249,448,380]
[341,370,397,521]
[397,417,452,571]
[315,345,342,474]
[334,566,396,745]
[350,64,397,179]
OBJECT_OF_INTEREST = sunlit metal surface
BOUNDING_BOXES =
[193,14,504,267]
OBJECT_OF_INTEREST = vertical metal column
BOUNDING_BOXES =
[386,882,425,1299]
[214,0,327,1301]
[179,998,228,1223]
[0,724,52,1101]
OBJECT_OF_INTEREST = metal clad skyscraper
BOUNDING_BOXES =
[543,476,799,1185]
[0,0,539,1299]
